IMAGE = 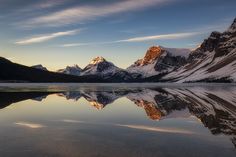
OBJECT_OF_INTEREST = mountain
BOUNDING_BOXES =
[81,56,118,75]
[0,57,104,83]
[31,64,48,71]
[162,18,236,82]
[127,46,188,78]
[56,57,132,82]
[81,56,132,82]
[57,65,82,76]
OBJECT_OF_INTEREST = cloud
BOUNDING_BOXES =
[15,122,45,129]
[61,32,201,47]
[119,32,200,42]
[15,29,81,45]
[61,41,120,47]
[61,119,85,123]
[116,124,195,134]
[24,0,171,27]
[35,0,67,9]
[22,0,67,12]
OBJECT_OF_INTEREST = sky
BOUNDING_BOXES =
[0,0,235,71]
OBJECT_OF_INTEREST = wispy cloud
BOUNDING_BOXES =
[35,0,67,9]
[117,124,195,134]
[15,29,81,45]
[61,32,201,47]
[118,32,200,42]
[22,0,67,12]
[15,122,45,129]
[24,0,171,27]
[61,41,120,47]
[61,119,85,123]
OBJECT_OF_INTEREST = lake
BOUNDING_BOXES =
[0,83,235,157]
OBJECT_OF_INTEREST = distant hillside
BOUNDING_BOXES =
[0,57,104,83]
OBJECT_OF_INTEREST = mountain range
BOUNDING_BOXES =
[0,18,235,83]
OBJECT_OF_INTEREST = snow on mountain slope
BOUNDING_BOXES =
[57,65,82,76]
[163,18,236,82]
[31,64,48,71]
[56,57,127,79]
[160,46,191,57]
[81,57,120,76]
[55,56,132,82]
[127,46,188,78]
[80,56,132,81]
[180,50,236,82]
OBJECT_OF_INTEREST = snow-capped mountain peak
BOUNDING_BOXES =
[31,64,48,71]
[163,18,236,83]
[138,46,164,66]
[82,57,119,75]
[80,57,132,81]
[89,56,106,65]
[127,45,187,78]
[227,17,236,33]
[57,64,82,76]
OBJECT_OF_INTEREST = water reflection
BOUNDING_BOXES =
[0,92,55,109]
[0,85,236,156]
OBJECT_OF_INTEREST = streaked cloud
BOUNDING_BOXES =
[118,32,200,42]
[61,41,120,47]
[22,0,67,12]
[61,32,201,47]
[24,0,171,27]
[15,29,81,45]
[61,119,85,123]
[117,124,195,134]
[15,122,45,129]
[35,0,67,9]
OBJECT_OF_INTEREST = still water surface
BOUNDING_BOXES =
[0,83,235,157]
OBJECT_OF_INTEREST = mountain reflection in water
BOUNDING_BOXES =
[0,85,236,157]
